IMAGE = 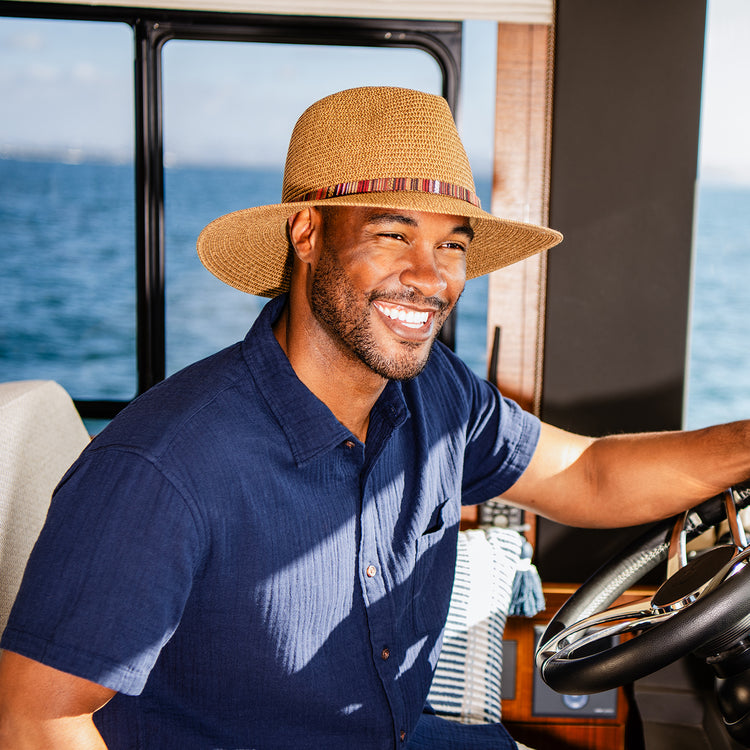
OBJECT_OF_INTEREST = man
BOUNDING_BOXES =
[0,86,748,749]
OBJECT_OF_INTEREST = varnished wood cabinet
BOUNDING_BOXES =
[501,585,650,750]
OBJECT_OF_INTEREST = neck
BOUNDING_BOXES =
[273,301,385,443]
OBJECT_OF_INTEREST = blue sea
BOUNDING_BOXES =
[1,157,748,430]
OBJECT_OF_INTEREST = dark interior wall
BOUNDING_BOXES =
[536,0,707,582]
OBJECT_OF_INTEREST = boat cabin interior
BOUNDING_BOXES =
[2,0,748,748]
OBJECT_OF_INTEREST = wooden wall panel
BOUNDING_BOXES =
[487,22,554,415]
[502,586,646,750]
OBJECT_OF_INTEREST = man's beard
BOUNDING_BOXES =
[309,247,452,381]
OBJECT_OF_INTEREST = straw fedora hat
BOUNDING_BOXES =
[197,86,562,297]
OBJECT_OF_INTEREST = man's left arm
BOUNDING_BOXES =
[503,420,750,528]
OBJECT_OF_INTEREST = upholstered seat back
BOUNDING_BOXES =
[0,380,90,633]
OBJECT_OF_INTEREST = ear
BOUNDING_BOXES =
[287,208,322,265]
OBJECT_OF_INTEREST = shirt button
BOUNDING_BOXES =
[344,439,355,449]
[366,564,377,578]
[381,647,390,660]
[400,730,407,742]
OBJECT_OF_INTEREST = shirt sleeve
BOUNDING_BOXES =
[460,368,541,506]
[1,445,206,695]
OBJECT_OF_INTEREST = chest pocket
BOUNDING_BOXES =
[412,498,460,635]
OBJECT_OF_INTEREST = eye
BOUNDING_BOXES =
[378,232,406,242]
[441,241,468,252]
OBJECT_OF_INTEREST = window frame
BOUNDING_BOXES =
[1,1,462,419]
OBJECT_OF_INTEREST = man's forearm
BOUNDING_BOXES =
[583,420,750,527]
[505,420,750,528]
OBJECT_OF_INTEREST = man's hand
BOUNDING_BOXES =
[0,650,115,749]
[504,420,750,528]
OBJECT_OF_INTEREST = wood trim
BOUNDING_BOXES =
[465,22,553,532]
[501,586,631,726]
[486,21,554,415]
[505,722,626,750]
[501,585,653,749]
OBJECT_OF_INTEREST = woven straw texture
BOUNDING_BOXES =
[0,381,89,633]
[197,86,562,297]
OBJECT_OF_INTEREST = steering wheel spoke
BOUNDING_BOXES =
[666,511,689,579]
[536,595,664,668]
[701,545,750,597]
[724,487,748,550]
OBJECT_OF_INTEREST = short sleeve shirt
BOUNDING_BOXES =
[1,295,540,749]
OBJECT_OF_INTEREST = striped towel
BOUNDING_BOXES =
[427,527,542,724]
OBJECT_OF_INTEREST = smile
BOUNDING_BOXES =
[373,301,431,329]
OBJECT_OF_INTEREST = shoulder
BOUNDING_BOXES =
[98,296,286,459]
[94,341,256,458]
[407,341,540,464]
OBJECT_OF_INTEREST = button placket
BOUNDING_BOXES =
[358,445,410,740]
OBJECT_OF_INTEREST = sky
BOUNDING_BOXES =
[698,0,750,184]
[0,1,748,185]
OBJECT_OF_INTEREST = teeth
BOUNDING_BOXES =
[376,303,430,328]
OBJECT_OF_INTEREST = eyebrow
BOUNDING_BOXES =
[366,212,475,242]
[366,212,418,227]
[452,223,475,242]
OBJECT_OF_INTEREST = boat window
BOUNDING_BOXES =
[685,2,750,430]
[0,17,136,403]
[0,8,473,422]
[161,40,442,375]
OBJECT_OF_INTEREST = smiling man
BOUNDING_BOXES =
[277,206,472,441]
[2,87,750,750]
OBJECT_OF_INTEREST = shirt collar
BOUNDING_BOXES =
[242,295,408,466]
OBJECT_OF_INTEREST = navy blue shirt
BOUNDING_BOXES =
[2,295,540,749]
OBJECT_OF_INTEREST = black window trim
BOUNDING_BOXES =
[1,1,463,419]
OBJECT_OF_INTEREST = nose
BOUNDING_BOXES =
[398,244,448,299]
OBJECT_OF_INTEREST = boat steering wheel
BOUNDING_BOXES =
[536,482,750,702]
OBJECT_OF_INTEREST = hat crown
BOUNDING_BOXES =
[197,86,562,299]
[281,87,475,204]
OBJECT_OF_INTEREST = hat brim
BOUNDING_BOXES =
[197,191,563,298]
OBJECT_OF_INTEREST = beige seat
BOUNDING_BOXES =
[0,380,90,633]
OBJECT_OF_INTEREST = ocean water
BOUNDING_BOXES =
[1,158,748,430]
[686,184,750,428]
